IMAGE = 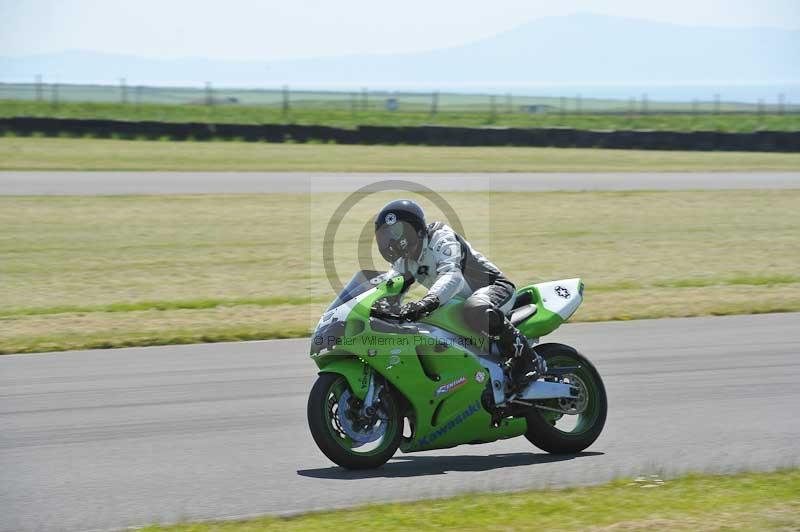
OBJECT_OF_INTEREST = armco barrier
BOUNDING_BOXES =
[1,117,798,152]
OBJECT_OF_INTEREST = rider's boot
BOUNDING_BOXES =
[497,320,544,393]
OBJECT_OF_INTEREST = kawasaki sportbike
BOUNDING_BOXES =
[307,270,607,469]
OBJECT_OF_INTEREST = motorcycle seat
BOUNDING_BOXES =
[510,304,537,326]
[511,290,534,309]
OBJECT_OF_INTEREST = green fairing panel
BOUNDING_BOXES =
[400,399,527,453]
[317,356,372,400]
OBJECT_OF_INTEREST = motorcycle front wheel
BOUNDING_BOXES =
[307,372,402,469]
[524,343,607,454]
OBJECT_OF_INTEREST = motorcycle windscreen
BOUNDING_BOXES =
[326,270,391,311]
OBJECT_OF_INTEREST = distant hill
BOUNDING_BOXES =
[1,14,798,87]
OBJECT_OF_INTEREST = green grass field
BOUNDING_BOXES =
[2,190,798,354]
[3,137,800,172]
[141,469,800,531]
[2,99,799,132]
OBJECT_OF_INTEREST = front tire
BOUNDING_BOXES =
[524,343,607,454]
[307,372,401,469]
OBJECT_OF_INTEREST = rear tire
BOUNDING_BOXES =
[524,343,607,454]
[307,372,401,469]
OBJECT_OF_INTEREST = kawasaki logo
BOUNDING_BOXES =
[416,400,481,448]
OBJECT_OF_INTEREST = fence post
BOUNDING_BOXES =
[489,95,497,123]
[757,99,764,127]
[51,83,59,109]
[136,86,143,107]
[282,85,290,119]
[120,78,127,104]
[205,82,213,106]
[506,93,512,114]
[641,93,648,115]
[361,87,368,111]
[778,93,785,115]
[713,93,720,115]
[430,90,438,118]
[575,93,582,114]
[35,75,43,102]
[560,96,566,117]
[351,92,357,117]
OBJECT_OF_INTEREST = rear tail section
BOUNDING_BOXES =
[513,278,583,338]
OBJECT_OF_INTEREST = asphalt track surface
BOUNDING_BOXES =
[1,313,799,532]
[1,171,800,195]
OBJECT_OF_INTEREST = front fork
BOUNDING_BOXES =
[359,367,384,418]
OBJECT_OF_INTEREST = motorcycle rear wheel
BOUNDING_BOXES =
[307,372,401,469]
[524,343,607,454]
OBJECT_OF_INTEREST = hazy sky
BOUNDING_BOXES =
[2,0,799,60]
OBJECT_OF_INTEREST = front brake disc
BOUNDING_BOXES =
[337,389,387,447]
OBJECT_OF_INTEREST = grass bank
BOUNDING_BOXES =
[2,190,798,354]
[3,137,800,172]
[142,469,800,531]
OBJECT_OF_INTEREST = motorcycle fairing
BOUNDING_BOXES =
[310,272,581,453]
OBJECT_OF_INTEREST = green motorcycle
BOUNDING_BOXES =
[307,270,607,469]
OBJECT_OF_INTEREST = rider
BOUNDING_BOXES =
[374,199,542,390]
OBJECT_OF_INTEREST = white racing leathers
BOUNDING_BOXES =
[389,222,538,386]
[389,222,516,314]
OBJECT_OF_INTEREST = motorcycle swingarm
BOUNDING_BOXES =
[517,379,579,401]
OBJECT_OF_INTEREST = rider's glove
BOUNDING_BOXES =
[399,294,440,322]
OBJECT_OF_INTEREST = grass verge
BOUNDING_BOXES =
[1,190,798,354]
[2,137,800,172]
[141,469,800,531]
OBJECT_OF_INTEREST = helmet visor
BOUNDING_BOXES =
[376,221,420,263]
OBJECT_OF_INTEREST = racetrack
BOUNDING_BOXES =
[2,171,800,195]
[1,313,798,532]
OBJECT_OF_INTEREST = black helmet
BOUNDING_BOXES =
[374,199,426,263]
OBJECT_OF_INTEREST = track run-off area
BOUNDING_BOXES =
[1,313,799,532]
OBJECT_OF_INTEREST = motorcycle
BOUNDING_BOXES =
[307,270,607,469]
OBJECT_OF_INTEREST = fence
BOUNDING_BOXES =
[1,81,797,116]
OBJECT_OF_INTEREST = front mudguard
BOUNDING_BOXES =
[317,356,371,400]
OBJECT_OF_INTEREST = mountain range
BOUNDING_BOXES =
[1,14,798,88]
